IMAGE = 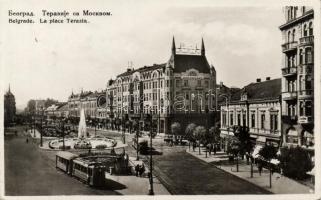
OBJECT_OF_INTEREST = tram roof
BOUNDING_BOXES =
[56,151,78,160]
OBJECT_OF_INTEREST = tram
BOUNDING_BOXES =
[72,158,106,187]
[55,151,107,187]
[56,151,78,175]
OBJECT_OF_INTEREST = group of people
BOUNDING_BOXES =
[134,163,145,177]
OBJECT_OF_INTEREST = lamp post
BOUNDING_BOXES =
[136,119,140,161]
[40,106,44,147]
[148,112,154,195]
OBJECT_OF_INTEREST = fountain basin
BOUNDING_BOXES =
[48,137,117,150]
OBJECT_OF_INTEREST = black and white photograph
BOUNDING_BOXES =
[1,0,320,199]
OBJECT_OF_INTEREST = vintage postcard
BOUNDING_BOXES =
[1,0,320,199]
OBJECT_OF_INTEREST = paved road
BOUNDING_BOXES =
[152,150,271,194]
[4,127,119,196]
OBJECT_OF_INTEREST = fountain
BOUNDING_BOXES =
[47,108,123,150]
[78,109,87,139]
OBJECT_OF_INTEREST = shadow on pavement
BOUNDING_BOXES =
[105,179,127,190]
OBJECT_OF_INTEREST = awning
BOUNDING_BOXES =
[251,145,263,158]
[270,158,280,165]
[287,129,298,136]
[257,136,266,143]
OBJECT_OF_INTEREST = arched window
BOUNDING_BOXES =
[303,24,308,37]
[299,49,303,64]
[292,29,296,42]
[287,31,291,43]
[309,22,313,36]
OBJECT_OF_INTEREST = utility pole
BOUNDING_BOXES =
[62,118,65,151]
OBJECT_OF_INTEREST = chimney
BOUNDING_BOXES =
[266,77,271,81]
[256,78,261,83]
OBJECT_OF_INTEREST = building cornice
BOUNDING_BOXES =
[279,10,313,30]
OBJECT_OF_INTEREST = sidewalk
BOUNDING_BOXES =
[104,156,170,195]
[186,148,314,194]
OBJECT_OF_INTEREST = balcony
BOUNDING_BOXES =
[282,67,297,77]
[298,89,313,99]
[298,116,313,124]
[299,36,314,45]
[282,41,298,53]
[282,91,297,100]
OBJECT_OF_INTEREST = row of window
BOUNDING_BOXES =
[285,75,312,92]
[175,79,210,87]
[287,22,313,43]
[286,100,313,116]
[222,112,279,131]
[285,47,313,68]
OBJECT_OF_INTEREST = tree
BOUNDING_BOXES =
[233,125,253,158]
[26,99,36,113]
[279,146,313,180]
[171,122,181,142]
[259,144,277,161]
[227,137,241,171]
[209,124,221,154]
[193,126,206,155]
[44,98,59,108]
[185,123,197,151]
[259,144,278,187]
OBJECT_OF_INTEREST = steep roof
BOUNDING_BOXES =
[230,78,281,103]
[172,54,210,73]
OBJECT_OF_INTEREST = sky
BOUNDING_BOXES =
[1,1,286,110]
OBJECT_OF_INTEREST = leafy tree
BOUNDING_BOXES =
[279,146,313,180]
[233,125,253,157]
[185,123,196,140]
[227,137,241,171]
[259,144,277,161]
[209,124,221,145]
[193,126,206,155]
[26,99,36,113]
[185,123,196,150]
[171,122,181,136]
[44,98,59,108]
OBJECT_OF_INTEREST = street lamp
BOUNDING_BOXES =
[148,113,154,196]
[145,105,154,195]
[40,106,44,147]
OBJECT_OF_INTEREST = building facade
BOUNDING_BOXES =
[279,6,314,149]
[220,78,282,149]
[4,86,16,126]
[106,38,217,134]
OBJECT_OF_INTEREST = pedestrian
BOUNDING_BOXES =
[135,164,139,177]
[139,163,145,177]
[26,138,29,143]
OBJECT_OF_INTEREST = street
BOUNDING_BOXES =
[5,126,270,195]
[151,150,271,194]
[4,127,119,196]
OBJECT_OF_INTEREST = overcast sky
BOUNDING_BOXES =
[2,1,287,109]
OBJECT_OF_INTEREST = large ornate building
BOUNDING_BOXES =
[68,90,106,120]
[4,85,16,127]
[106,38,217,134]
[279,6,314,150]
